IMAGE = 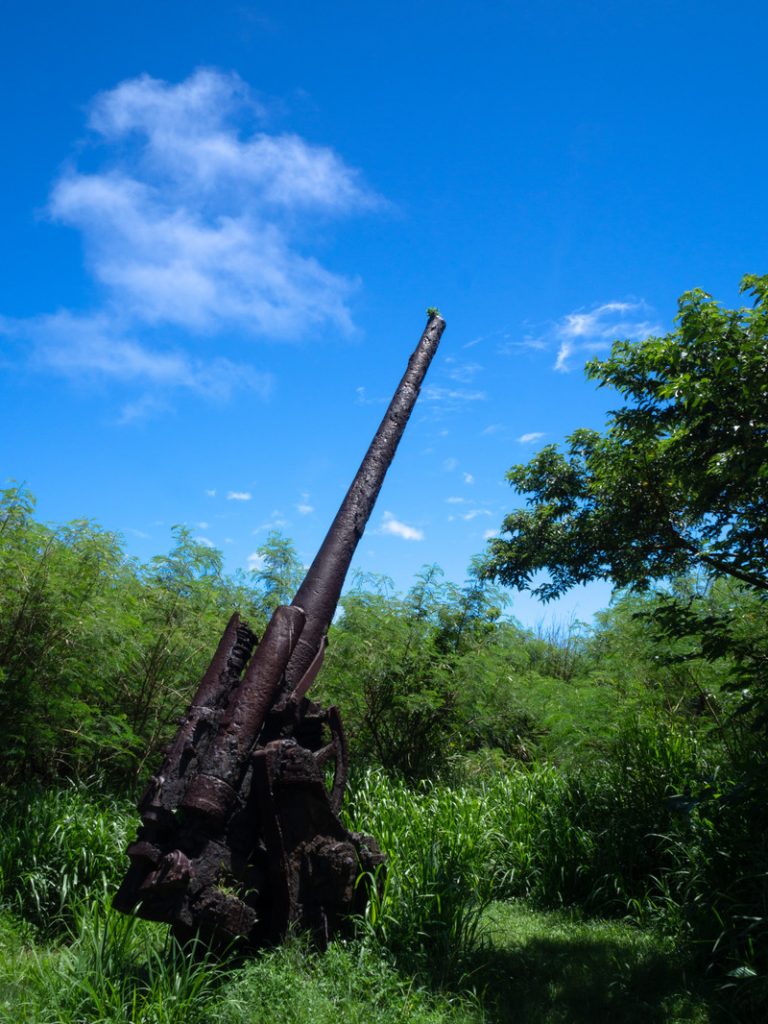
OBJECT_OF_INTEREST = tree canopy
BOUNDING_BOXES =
[482,275,768,600]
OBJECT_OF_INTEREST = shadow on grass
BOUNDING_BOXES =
[444,903,719,1024]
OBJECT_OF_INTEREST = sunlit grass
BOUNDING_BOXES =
[474,902,712,1024]
[0,781,136,933]
[1,737,765,1022]
[0,904,479,1024]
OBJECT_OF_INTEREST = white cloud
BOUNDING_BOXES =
[519,335,548,351]
[205,489,217,497]
[227,491,252,501]
[197,521,210,529]
[494,302,662,371]
[442,457,459,472]
[518,431,545,443]
[483,528,499,540]
[2,69,379,416]
[553,340,574,373]
[297,493,314,515]
[47,70,375,337]
[415,381,486,423]
[446,361,482,384]
[463,472,474,485]
[253,514,289,532]
[498,334,547,355]
[88,70,378,213]
[117,394,170,424]
[354,385,389,406]
[552,301,661,373]
[481,423,503,436]
[380,511,424,541]
[423,385,486,404]
[10,311,273,411]
[460,509,492,521]
[195,535,216,548]
[446,496,466,504]
[461,326,512,350]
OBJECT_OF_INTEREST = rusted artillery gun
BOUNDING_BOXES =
[114,313,446,949]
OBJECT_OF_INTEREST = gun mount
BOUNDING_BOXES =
[114,313,446,949]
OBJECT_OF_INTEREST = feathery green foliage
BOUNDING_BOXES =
[483,275,768,599]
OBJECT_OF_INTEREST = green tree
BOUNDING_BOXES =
[0,484,135,780]
[483,275,768,599]
[249,530,304,616]
[0,492,262,783]
[319,567,460,780]
[116,527,258,776]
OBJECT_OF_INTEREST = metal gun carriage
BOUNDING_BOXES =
[114,313,446,949]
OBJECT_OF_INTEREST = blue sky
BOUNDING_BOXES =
[2,0,766,628]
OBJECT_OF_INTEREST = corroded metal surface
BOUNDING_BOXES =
[114,314,445,949]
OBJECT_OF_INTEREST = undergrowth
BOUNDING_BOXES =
[0,781,136,934]
[345,721,767,1016]
[1,721,765,1021]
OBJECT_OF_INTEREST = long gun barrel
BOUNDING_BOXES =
[114,313,445,948]
[286,312,445,689]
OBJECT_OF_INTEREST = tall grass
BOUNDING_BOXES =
[0,781,136,932]
[0,901,224,1024]
[345,772,497,982]
[1,727,765,1017]
[214,937,481,1024]
[347,719,766,1014]
[346,722,709,925]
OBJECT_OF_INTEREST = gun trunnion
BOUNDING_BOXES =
[114,313,446,948]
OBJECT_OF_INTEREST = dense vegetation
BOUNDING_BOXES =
[1,278,766,1022]
[0,485,764,1020]
[484,274,768,598]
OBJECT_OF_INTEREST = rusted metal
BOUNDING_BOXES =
[114,313,446,949]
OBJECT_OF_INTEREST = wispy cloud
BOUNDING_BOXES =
[253,512,289,532]
[498,333,548,355]
[10,311,273,416]
[125,527,150,539]
[483,528,499,540]
[463,472,474,485]
[445,361,483,384]
[495,301,661,372]
[518,431,545,443]
[423,385,486,404]
[442,457,459,472]
[205,489,217,497]
[117,394,171,425]
[449,508,492,522]
[462,326,512,350]
[553,301,660,373]
[247,551,266,571]
[354,385,386,406]
[2,69,379,417]
[380,511,424,541]
[227,490,252,501]
[296,493,314,515]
